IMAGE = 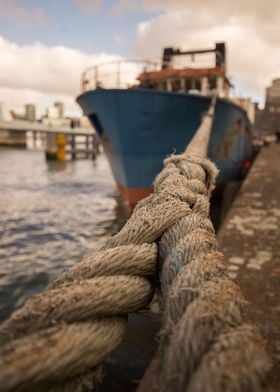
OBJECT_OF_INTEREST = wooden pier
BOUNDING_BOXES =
[45,132,99,160]
[0,119,99,160]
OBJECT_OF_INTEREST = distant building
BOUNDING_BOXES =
[25,104,36,121]
[46,106,60,119]
[54,102,64,118]
[233,98,255,125]
[255,78,280,134]
[42,102,72,128]
[80,116,92,129]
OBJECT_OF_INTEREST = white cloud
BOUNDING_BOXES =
[133,0,280,104]
[0,0,49,26]
[74,0,102,14]
[111,0,138,15]
[0,36,121,117]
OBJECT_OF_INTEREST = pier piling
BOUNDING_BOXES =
[45,132,99,161]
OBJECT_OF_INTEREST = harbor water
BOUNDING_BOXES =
[0,147,123,323]
[0,143,236,325]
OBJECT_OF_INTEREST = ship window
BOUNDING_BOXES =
[188,78,201,93]
[160,81,167,91]
[194,79,201,91]
[209,77,216,90]
[140,80,157,89]
[185,78,192,91]
[171,79,181,92]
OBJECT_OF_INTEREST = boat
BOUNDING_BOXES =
[77,42,253,210]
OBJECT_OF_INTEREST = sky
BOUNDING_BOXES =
[0,0,279,117]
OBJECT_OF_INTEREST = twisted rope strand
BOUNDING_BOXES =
[0,243,158,391]
[155,101,270,391]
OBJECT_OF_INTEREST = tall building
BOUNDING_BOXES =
[25,104,36,121]
[264,79,280,131]
[256,79,280,133]
[46,106,59,119]
[233,98,255,124]
[54,102,64,118]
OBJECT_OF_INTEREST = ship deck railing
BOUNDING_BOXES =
[81,60,157,92]
[81,59,217,92]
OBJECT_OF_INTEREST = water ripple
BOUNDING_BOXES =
[0,147,123,322]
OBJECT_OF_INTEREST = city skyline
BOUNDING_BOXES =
[0,0,279,116]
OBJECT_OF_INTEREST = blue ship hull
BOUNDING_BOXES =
[77,89,253,207]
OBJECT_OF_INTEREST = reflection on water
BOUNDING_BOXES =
[0,147,123,322]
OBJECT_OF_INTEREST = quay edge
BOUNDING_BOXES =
[218,142,280,391]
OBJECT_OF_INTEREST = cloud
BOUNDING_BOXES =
[0,0,49,26]
[74,0,102,14]
[139,0,280,27]
[113,33,126,47]
[133,0,280,103]
[111,0,138,15]
[0,36,121,116]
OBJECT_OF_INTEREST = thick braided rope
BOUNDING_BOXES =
[0,243,161,391]
[154,101,271,391]
[0,191,190,391]
[156,155,270,391]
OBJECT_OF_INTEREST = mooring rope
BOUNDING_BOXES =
[155,100,270,391]
[0,244,158,391]
[0,97,270,391]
